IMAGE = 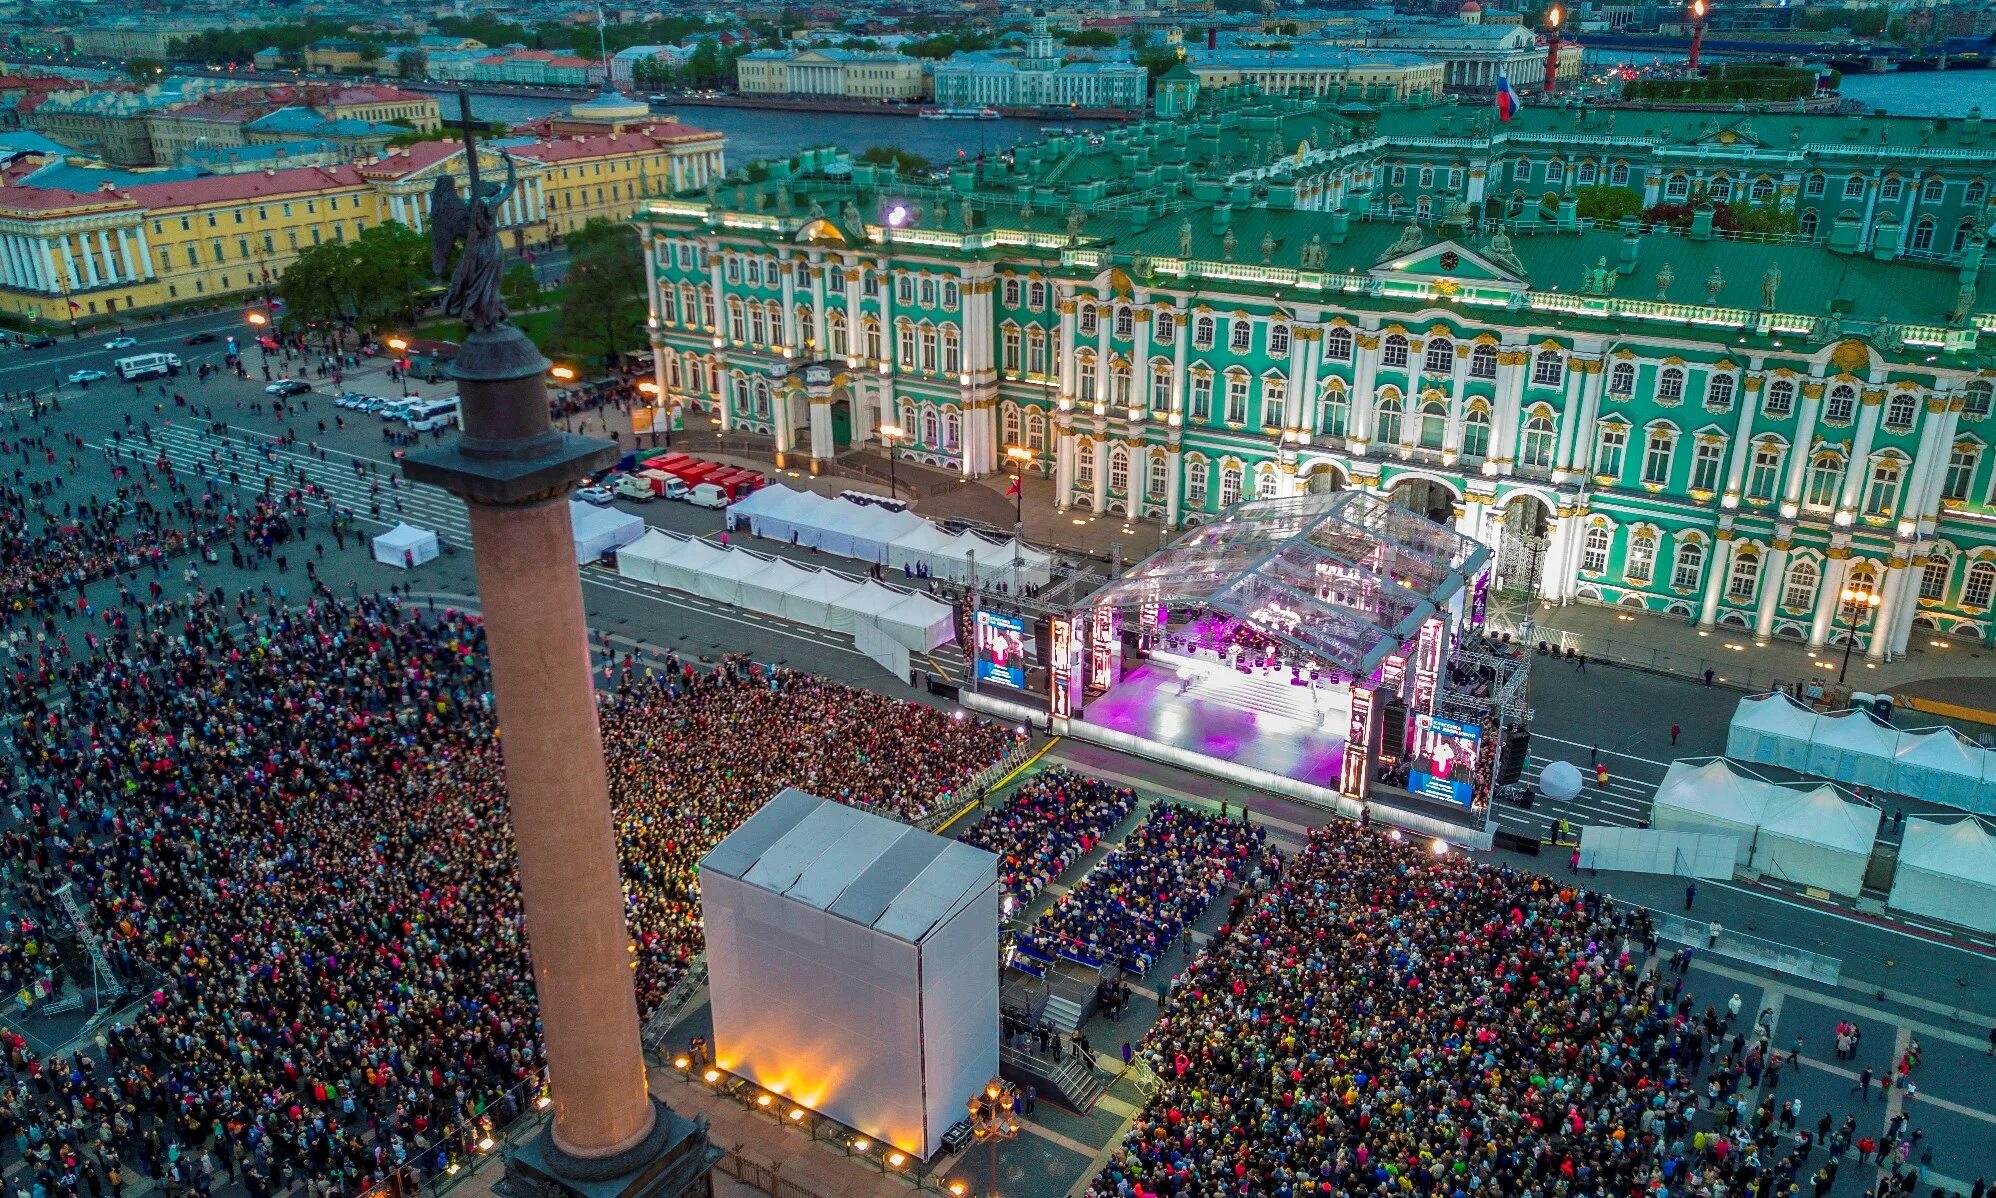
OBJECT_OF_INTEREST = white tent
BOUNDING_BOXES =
[1650,758,1775,865]
[888,523,959,573]
[1726,692,1822,770]
[645,535,732,595]
[570,501,646,562]
[781,568,866,628]
[737,557,818,617]
[1889,818,1996,933]
[876,589,956,651]
[694,550,768,605]
[837,503,928,564]
[615,529,680,585]
[1749,786,1881,897]
[1893,727,1992,812]
[372,523,439,570]
[1806,710,1903,790]
[727,485,824,545]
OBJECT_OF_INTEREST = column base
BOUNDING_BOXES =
[502,1099,718,1198]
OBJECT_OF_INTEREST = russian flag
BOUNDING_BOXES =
[1494,74,1518,123]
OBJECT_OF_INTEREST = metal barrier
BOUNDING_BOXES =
[1485,607,1797,694]
[1641,904,1842,985]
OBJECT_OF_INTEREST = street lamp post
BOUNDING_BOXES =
[1004,445,1036,539]
[1836,585,1882,685]
[386,336,413,397]
[551,365,578,432]
[879,422,905,500]
[966,1079,1021,1198]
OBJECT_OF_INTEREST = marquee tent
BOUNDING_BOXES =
[1893,727,1990,812]
[1749,786,1881,897]
[831,580,955,652]
[727,485,831,546]
[838,504,928,564]
[1726,693,1822,771]
[781,568,866,629]
[738,558,819,617]
[1806,711,1903,790]
[1888,818,1996,934]
[1649,758,1775,865]
[614,529,678,586]
[888,524,959,573]
[694,549,770,606]
[372,523,439,570]
[570,501,646,562]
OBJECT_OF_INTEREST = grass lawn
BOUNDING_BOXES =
[417,306,560,349]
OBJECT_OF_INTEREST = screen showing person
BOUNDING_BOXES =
[1408,713,1481,808]
[975,610,1029,688]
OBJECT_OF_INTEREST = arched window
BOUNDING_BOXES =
[1580,525,1611,573]
[1783,558,1819,610]
[1965,380,1993,417]
[1727,549,1761,601]
[1751,177,1775,203]
[1609,361,1636,394]
[1672,538,1705,591]
[1643,427,1676,485]
[1151,359,1174,412]
[1462,405,1490,458]
[1261,374,1288,426]
[1423,338,1454,375]
[1223,368,1250,423]
[1923,176,1945,203]
[1705,372,1735,411]
[1186,458,1210,506]
[1800,210,1819,238]
[1806,453,1844,509]
[1964,561,1996,608]
[1154,310,1175,343]
[897,320,917,368]
[941,324,961,374]
[863,317,882,362]
[725,296,746,341]
[1656,367,1685,404]
[1747,442,1783,500]
[1077,351,1098,404]
[942,412,961,452]
[1113,304,1133,339]
[1955,218,1978,253]
[1255,465,1279,499]
[1317,380,1349,438]
[1002,404,1020,447]
[1147,451,1168,499]
[921,407,939,448]
[1025,326,1047,375]
[1863,456,1903,516]
[1595,424,1628,477]
[918,322,938,372]
[1520,414,1556,468]
[1945,444,1980,501]
[1189,370,1213,421]
[1912,216,1937,253]
[1108,445,1129,493]
[1532,350,1565,387]
[1078,302,1098,336]
[1028,280,1046,308]
[1419,398,1447,448]
[1228,318,1251,353]
[1268,322,1290,357]
[1469,343,1497,379]
[1375,393,1405,445]
[1219,462,1244,507]
[999,322,1020,372]
[1691,439,1726,492]
[1824,383,1857,423]
[751,379,771,419]
[1919,553,1952,601]
[1381,334,1409,368]
[1324,326,1353,362]
[1763,379,1796,416]
[1885,390,1918,430]
[1112,361,1133,407]
[1193,315,1215,349]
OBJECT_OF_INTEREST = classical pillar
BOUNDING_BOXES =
[1164,442,1183,528]
[1780,383,1824,516]
[1091,434,1109,511]
[1754,538,1789,643]
[1537,513,1570,602]
[808,393,835,472]
[1054,411,1077,509]
[1834,392,1884,519]
[1807,551,1853,650]
[1698,530,1734,629]
[403,305,712,1198]
[1867,551,1909,662]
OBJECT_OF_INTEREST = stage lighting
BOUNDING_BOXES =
[757,1094,773,1108]
[673,1056,691,1070]
[476,1137,495,1153]
[851,1139,872,1154]
[1431,838,1449,856]
[534,1094,551,1111]
[949,1183,968,1196]
[788,1108,807,1123]
[888,1152,908,1169]
[703,1069,721,1084]
[1389,828,1402,842]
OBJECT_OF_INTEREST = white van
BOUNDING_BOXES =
[688,481,728,509]
[402,398,460,431]
[115,352,183,381]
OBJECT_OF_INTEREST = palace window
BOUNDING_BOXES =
[1824,383,1856,423]
[1112,362,1133,407]
[1108,446,1129,493]
[1885,391,1919,430]
[1690,440,1725,493]
[1609,361,1636,394]
[1532,350,1565,388]
[1190,372,1214,421]
[1923,176,1945,203]
[1806,453,1843,509]
[1746,444,1782,501]
[1595,425,1627,478]
[1078,303,1098,336]
[1262,376,1288,427]
[1148,452,1168,499]
[1705,373,1735,411]
[1964,561,1996,608]
[1268,322,1290,357]
[1845,174,1867,199]
[1186,459,1209,506]
[1193,316,1216,349]
[1912,216,1937,253]
[1727,550,1760,602]
[1224,369,1249,423]
[1381,335,1408,368]
[1920,554,1952,601]
[1462,406,1490,458]
[1763,379,1796,417]
[1026,326,1047,375]
[1863,457,1903,516]
[1324,326,1353,362]
[1228,319,1251,353]
[1028,280,1046,308]
[1943,446,1978,501]
[1580,525,1611,573]
[1418,399,1447,449]
[1151,360,1174,411]
[1423,338,1453,375]
[1317,382,1348,438]
[1783,559,1819,610]
[1219,463,1243,507]
[1114,305,1133,339]
[1519,414,1555,469]
[1002,278,1021,306]
[1656,367,1685,404]
[1001,325,1021,373]
[1469,344,1496,379]
[1966,380,1993,417]
[1154,310,1175,344]
[1672,540,1704,591]
[1642,428,1675,485]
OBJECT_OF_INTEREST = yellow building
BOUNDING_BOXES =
[0,104,724,323]
[303,40,379,75]
[735,48,926,101]
[1187,49,1447,101]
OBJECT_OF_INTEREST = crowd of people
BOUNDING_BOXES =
[0,592,1020,1198]
[1088,821,1969,1198]
[958,768,1138,909]
[1018,804,1270,977]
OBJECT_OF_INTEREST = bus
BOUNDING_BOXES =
[115,352,183,381]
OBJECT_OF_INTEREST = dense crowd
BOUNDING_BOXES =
[0,429,203,609]
[0,597,1019,1198]
[1018,804,1271,976]
[1090,821,1954,1198]
[958,768,1138,909]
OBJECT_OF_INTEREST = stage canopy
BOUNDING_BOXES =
[1080,491,1489,677]
[1806,710,1903,791]
[1889,818,1996,934]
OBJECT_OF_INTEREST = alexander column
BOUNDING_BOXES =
[404,92,715,1198]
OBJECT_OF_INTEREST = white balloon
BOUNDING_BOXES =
[1539,760,1583,801]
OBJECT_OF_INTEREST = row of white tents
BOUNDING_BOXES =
[1892,817,1996,934]
[726,485,1054,588]
[1726,692,1996,813]
[1650,758,1882,897]
[615,529,955,653]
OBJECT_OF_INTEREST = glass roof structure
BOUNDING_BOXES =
[1082,492,1490,678]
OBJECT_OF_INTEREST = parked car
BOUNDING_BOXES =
[576,485,615,506]
[184,332,219,345]
[66,368,109,384]
[105,335,139,350]
[22,335,58,349]
[265,379,310,397]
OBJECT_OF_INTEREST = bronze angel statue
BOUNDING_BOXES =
[429,150,518,333]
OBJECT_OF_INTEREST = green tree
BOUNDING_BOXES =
[1136,45,1185,80]
[551,220,645,368]
[502,262,544,314]
[1574,185,1643,224]
[394,48,428,79]
[348,222,433,328]
[1061,28,1118,47]
[277,241,363,343]
[858,145,930,175]
[124,57,166,82]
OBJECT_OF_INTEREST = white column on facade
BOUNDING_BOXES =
[132,224,154,281]
[778,258,797,352]
[1133,304,1153,415]
[1698,531,1734,629]
[1091,435,1109,510]
[1490,349,1526,470]
[1552,357,1588,476]
[1900,393,1954,528]
[709,255,726,337]
[116,228,136,283]
[1170,311,1189,419]
[1807,553,1853,650]
[1867,554,1910,662]
[877,262,895,376]
[1092,294,1112,410]
[809,264,827,354]
[1348,331,1379,451]
[1164,444,1183,528]
[1835,393,1883,517]
[1754,540,1789,643]
[1055,417,1077,508]
[39,240,61,292]
[392,195,406,226]
[1057,297,1077,400]
[0,236,24,289]
[1538,513,1572,602]
[77,234,100,287]
[94,230,117,284]
[1722,373,1760,506]
[1780,384,1823,515]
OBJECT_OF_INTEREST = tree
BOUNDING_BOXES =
[1136,45,1184,80]
[1574,185,1643,224]
[502,262,544,314]
[551,220,645,368]
[347,222,433,328]
[1061,28,1118,47]
[125,58,166,83]
[394,48,428,80]
[683,38,732,87]
[277,241,363,344]
[859,145,930,175]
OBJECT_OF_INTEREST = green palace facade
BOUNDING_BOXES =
[635,90,1996,660]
